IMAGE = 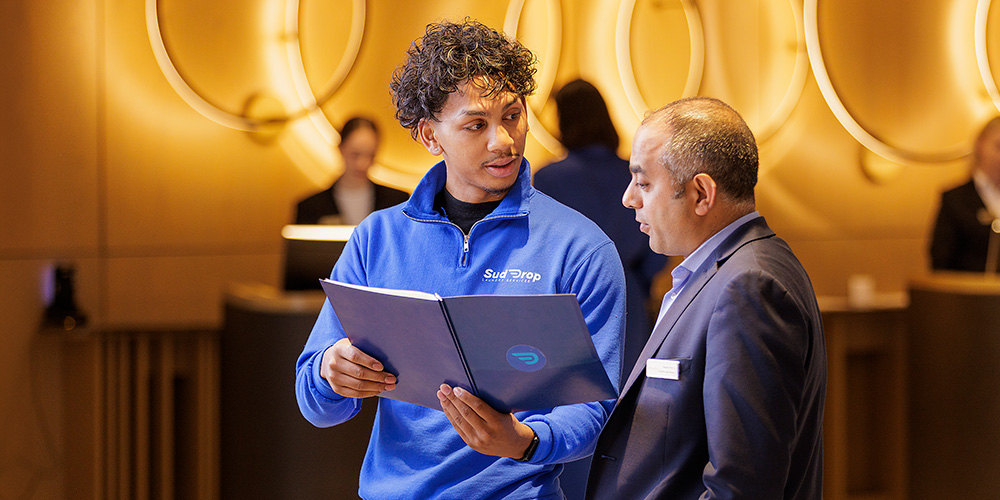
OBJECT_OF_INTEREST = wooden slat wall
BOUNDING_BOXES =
[81,329,219,500]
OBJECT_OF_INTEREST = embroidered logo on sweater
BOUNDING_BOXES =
[482,268,542,283]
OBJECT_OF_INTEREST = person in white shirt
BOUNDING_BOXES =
[294,116,410,225]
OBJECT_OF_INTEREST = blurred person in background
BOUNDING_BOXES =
[930,116,1000,272]
[295,116,409,225]
[534,79,667,386]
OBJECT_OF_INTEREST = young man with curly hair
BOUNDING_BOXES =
[295,19,625,500]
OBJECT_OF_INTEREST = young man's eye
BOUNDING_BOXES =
[505,111,521,121]
[467,122,484,131]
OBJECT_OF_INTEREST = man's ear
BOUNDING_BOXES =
[691,173,716,216]
[417,118,442,156]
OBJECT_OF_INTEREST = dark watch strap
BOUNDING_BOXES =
[515,430,539,462]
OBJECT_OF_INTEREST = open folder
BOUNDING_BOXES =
[320,279,617,413]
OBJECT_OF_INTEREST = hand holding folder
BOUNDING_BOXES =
[321,337,398,399]
[320,279,617,413]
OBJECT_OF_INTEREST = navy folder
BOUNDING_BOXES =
[320,279,617,413]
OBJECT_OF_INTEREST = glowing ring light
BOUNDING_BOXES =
[976,0,1000,113]
[285,0,366,142]
[754,0,810,145]
[804,0,968,164]
[505,0,564,156]
[146,0,364,135]
[145,0,256,130]
[614,0,803,145]
[616,0,705,119]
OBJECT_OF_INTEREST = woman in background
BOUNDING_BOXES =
[295,116,409,225]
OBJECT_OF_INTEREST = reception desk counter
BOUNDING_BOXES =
[220,282,377,500]
[221,280,969,500]
[819,296,908,500]
[908,273,1000,500]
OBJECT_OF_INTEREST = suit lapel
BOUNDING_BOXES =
[615,217,776,401]
[618,263,716,397]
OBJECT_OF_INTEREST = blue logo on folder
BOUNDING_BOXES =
[506,345,546,372]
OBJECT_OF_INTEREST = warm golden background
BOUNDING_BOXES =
[3,0,998,498]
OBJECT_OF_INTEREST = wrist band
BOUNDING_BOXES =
[515,429,539,462]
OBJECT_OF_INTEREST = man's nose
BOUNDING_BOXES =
[488,125,514,152]
[622,182,640,209]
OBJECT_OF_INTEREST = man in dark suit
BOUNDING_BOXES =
[586,97,826,500]
[930,116,1000,272]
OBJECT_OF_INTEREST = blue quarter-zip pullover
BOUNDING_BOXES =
[295,159,625,500]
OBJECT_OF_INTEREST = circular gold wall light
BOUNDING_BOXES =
[146,0,262,131]
[804,0,969,164]
[505,0,564,157]
[613,0,804,146]
[284,0,366,144]
[616,0,705,120]
[976,0,1000,113]
[753,0,810,145]
[146,0,362,138]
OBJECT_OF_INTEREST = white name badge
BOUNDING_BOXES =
[646,359,680,380]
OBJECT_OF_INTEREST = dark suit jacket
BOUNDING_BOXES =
[930,179,999,272]
[294,179,410,225]
[586,217,826,500]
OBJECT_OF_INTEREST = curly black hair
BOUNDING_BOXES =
[390,18,538,138]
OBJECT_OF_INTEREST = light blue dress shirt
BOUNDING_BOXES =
[652,211,760,331]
